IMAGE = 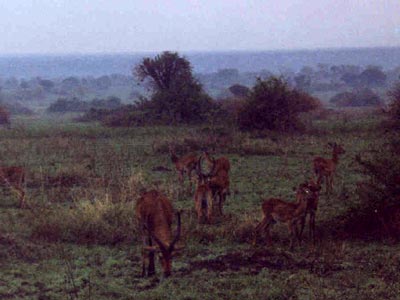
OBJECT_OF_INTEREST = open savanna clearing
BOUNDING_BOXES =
[1,113,399,300]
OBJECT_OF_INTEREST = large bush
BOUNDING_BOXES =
[351,133,400,239]
[237,77,320,131]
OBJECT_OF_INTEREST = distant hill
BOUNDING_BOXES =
[0,47,399,78]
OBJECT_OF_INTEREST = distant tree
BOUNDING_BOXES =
[341,72,360,87]
[294,74,311,92]
[216,69,239,81]
[61,77,81,90]
[229,84,250,98]
[134,51,214,124]
[20,80,29,89]
[330,88,382,107]
[38,79,55,92]
[388,82,400,128]
[95,75,112,90]
[238,77,320,131]
[359,66,387,87]
[0,106,10,126]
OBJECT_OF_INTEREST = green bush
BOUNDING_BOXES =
[350,133,400,239]
[237,77,320,131]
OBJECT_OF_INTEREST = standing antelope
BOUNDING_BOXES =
[253,183,314,250]
[170,148,198,189]
[203,151,230,215]
[0,166,26,208]
[298,180,321,244]
[313,142,345,194]
[136,190,181,278]
[193,158,214,224]
[208,169,230,216]
[203,151,230,175]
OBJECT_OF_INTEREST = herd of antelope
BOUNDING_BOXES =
[137,142,345,277]
[0,140,345,278]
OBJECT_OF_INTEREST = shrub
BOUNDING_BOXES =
[349,133,400,239]
[48,96,123,114]
[0,106,10,126]
[237,77,320,131]
[388,82,400,128]
[330,88,382,107]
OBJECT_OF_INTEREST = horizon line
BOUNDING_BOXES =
[0,45,399,57]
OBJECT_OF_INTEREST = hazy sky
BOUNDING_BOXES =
[0,0,399,54]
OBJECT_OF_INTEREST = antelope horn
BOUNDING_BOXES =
[168,211,182,252]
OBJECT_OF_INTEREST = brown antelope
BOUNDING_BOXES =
[203,151,230,175]
[0,166,26,208]
[170,148,198,189]
[313,142,345,194]
[208,169,230,216]
[253,183,314,250]
[203,151,230,215]
[298,180,321,244]
[193,158,214,224]
[135,190,181,278]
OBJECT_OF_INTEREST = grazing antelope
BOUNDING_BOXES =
[313,142,345,194]
[170,148,198,189]
[298,180,321,244]
[136,190,181,278]
[0,166,26,208]
[203,151,230,175]
[253,183,314,250]
[193,158,214,224]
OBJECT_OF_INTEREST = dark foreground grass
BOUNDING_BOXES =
[1,113,399,299]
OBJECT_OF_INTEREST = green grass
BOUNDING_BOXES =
[1,113,399,299]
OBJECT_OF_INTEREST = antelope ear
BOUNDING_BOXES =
[327,142,333,147]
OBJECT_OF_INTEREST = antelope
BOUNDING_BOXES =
[193,158,214,224]
[136,190,181,278]
[170,148,198,189]
[203,151,230,215]
[313,142,345,194]
[203,151,230,175]
[298,180,321,244]
[253,183,314,250]
[208,169,230,216]
[0,166,26,208]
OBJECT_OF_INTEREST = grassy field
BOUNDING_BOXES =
[1,112,399,300]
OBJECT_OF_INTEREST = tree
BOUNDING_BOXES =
[134,51,214,124]
[228,84,250,98]
[38,79,55,92]
[330,88,382,107]
[359,66,387,87]
[238,77,320,131]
